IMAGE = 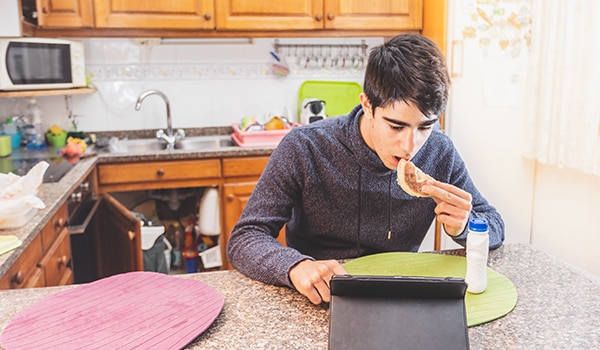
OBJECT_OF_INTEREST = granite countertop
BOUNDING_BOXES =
[0,244,599,349]
[0,128,276,277]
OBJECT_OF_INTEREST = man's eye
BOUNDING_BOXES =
[391,125,405,131]
[418,125,434,130]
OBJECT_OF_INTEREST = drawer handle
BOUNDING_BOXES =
[327,13,334,20]
[57,255,68,267]
[227,194,234,202]
[156,169,165,177]
[128,231,135,241]
[55,218,65,231]
[11,271,24,286]
[315,14,323,21]
[204,13,212,21]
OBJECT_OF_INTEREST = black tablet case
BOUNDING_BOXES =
[328,275,469,350]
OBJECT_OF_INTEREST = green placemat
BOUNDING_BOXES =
[343,252,518,327]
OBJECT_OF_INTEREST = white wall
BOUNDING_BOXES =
[531,165,600,276]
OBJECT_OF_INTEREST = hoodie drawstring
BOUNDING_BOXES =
[388,173,392,240]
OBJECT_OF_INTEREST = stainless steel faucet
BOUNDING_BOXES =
[135,89,185,148]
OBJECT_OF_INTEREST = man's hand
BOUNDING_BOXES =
[422,180,472,237]
[289,259,347,304]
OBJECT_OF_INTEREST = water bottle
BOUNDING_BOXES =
[24,98,46,149]
[465,218,489,294]
[170,222,183,268]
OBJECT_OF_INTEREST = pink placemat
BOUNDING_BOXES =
[0,271,224,350]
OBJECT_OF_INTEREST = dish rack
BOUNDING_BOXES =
[199,245,222,269]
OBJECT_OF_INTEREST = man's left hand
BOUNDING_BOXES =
[422,180,472,236]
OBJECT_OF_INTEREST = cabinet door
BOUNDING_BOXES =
[324,0,423,30]
[36,0,94,27]
[94,194,143,278]
[222,182,257,270]
[216,0,325,30]
[222,181,286,270]
[93,0,215,29]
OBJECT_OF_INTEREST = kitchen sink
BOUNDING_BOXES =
[109,135,235,153]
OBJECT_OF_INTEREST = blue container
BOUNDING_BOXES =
[185,257,197,273]
[9,133,21,149]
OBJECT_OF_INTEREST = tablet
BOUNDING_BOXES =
[329,275,469,350]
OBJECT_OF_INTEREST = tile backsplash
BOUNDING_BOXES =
[0,37,382,134]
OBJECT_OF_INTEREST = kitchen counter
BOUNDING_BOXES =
[0,244,599,349]
[0,130,276,278]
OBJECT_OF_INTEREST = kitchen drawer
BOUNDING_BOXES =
[39,227,72,287]
[222,157,270,177]
[98,159,221,185]
[0,235,43,290]
[40,203,68,252]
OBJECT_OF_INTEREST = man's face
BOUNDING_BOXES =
[359,93,438,170]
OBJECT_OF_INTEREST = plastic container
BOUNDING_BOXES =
[170,223,183,268]
[2,118,21,149]
[465,218,489,294]
[231,123,295,147]
[0,205,38,229]
[198,187,220,236]
[199,245,222,269]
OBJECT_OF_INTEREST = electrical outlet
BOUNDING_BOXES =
[133,38,162,46]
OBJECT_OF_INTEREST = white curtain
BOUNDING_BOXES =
[523,0,600,175]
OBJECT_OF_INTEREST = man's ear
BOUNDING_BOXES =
[359,92,372,116]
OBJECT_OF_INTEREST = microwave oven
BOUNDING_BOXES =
[0,38,86,91]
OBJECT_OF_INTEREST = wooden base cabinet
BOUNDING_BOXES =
[0,203,73,290]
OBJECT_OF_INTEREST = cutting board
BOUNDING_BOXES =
[297,80,362,119]
[343,252,517,327]
[0,271,224,349]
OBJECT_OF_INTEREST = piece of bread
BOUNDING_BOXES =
[396,159,433,197]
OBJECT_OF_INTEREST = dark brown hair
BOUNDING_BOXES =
[363,34,450,118]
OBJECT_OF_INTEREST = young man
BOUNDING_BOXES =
[227,34,504,305]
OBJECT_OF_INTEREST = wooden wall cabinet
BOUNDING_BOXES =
[93,0,215,29]
[35,0,93,28]
[0,203,73,290]
[25,0,425,37]
[216,0,423,31]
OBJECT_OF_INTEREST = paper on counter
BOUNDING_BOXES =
[0,236,22,256]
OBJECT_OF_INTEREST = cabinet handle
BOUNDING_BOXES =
[42,7,48,14]
[227,194,234,202]
[11,271,24,286]
[204,13,212,20]
[57,255,68,267]
[327,13,334,20]
[55,218,65,231]
[128,231,135,241]
[156,169,165,177]
[315,14,323,21]
[70,192,82,203]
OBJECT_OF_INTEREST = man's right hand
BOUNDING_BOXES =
[288,259,348,304]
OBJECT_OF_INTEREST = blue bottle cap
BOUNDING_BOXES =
[469,218,489,232]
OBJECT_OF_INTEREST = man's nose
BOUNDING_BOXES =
[402,130,416,154]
